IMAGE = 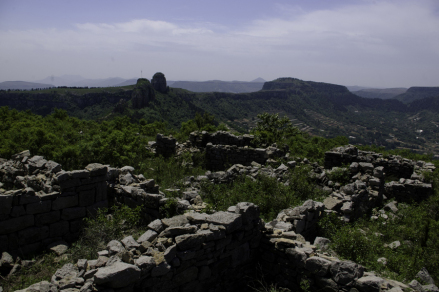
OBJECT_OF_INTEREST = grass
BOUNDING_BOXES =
[318,170,439,283]
[200,165,325,221]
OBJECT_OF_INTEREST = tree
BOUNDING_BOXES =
[251,113,299,146]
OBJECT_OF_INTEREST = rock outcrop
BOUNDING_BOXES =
[131,78,155,109]
[151,72,168,93]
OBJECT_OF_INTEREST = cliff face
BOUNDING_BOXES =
[0,90,132,116]
[151,72,168,93]
[394,86,439,104]
[131,79,155,109]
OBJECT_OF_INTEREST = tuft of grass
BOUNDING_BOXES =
[201,165,325,221]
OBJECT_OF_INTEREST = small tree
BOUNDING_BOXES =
[251,113,299,146]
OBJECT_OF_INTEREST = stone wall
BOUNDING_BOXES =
[15,201,422,292]
[189,131,255,148]
[0,151,108,255]
[324,145,416,179]
[155,134,177,157]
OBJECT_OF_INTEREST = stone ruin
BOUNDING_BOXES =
[0,141,437,292]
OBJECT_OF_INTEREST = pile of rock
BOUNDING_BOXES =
[0,151,108,255]
[16,202,262,292]
[324,145,420,179]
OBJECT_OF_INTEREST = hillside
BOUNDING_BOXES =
[353,88,407,99]
[393,86,439,104]
[0,81,55,90]
[170,80,264,93]
[1,76,439,154]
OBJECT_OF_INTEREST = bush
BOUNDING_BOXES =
[201,165,324,221]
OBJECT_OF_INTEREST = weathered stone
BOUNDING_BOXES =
[423,285,439,292]
[137,230,158,243]
[330,261,364,285]
[94,262,140,288]
[49,220,69,237]
[48,241,69,255]
[135,256,155,272]
[206,211,242,233]
[61,207,86,220]
[151,262,171,277]
[84,163,107,176]
[305,256,331,276]
[26,200,52,215]
[409,280,426,292]
[173,266,198,286]
[175,233,206,251]
[121,236,140,249]
[107,240,125,255]
[0,194,14,215]
[0,215,34,235]
[324,197,342,211]
[160,226,197,237]
[356,276,385,292]
[147,219,165,233]
[314,237,331,251]
[416,267,435,285]
[52,195,78,210]
[35,211,60,226]
[162,215,189,227]
[18,226,49,245]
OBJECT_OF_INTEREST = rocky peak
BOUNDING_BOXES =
[151,72,168,93]
[131,78,155,109]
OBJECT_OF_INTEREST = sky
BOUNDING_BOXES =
[0,0,439,87]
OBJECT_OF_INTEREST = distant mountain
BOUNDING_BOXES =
[353,88,407,99]
[68,77,126,88]
[171,80,264,93]
[251,77,266,82]
[393,87,439,104]
[37,75,85,87]
[346,86,373,92]
[113,79,138,87]
[0,81,55,90]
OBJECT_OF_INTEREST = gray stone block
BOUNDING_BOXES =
[26,200,52,215]
[18,226,49,245]
[10,205,26,217]
[79,189,95,207]
[50,220,69,237]
[61,207,86,220]
[0,215,34,235]
[35,211,60,226]
[0,194,14,215]
[52,195,78,210]
[206,211,242,233]
[94,262,140,288]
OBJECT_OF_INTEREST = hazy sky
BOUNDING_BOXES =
[1,0,439,87]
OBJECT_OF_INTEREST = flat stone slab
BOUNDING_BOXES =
[206,211,242,233]
[94,262,140,288]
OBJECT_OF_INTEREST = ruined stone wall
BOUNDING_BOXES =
[0,152,108,255]
[189,131,255,148]
[324,145,417,179]
[205,144,269,171]
[17,201,419,292]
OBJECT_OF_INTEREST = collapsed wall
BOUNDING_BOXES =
[1,144,437,292]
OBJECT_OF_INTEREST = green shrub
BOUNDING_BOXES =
[201,166,324,221]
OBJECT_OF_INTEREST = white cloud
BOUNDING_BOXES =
[1,0,438,86]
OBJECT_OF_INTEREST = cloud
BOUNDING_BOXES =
[1,0,438,86]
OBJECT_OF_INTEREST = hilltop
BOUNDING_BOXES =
[1,75,438,154]
[393,86,439,104]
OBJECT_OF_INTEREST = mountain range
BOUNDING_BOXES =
[1,76,439,155]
